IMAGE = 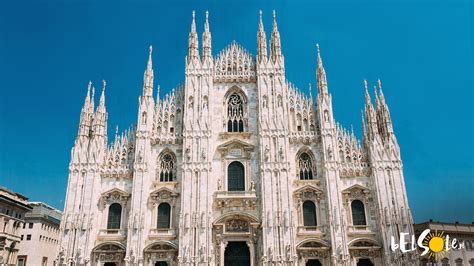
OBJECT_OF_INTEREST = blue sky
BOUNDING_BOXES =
[0,0,472,223]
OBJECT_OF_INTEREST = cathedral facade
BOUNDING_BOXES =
[57,10,417,266]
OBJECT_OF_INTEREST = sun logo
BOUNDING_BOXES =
[423,230,448,259]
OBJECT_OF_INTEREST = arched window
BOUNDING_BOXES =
[455,258,463,266]
[303,201,317,226]
[351,200,367,226]
[107,203,122,230]
[227,94,244,132]
[158,153,175,182]
[441,258,449,266]
[228,161,245,191]
[157,203,171,229]
[298,152,314,180]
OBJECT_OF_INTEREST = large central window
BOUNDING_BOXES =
[298,152,314,180]
[227,94,244,132]
[228,161,245,191]
[158,152,175,182]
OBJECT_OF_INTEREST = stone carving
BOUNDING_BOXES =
[214,41,256,82]
[225,219,249,232]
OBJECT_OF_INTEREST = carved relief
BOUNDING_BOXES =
[225,219,249,233]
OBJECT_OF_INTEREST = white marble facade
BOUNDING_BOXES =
[57,10,417,266]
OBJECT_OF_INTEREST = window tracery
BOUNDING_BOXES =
[158,152,175,182]
[298,152,314,180]
[227,94,244,132]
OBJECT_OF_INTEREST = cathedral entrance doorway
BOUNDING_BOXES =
[155,262,168,266]
[305,259,322,266]
[357,259,374,266]
[104,263,116,266]
[224,241,250,266]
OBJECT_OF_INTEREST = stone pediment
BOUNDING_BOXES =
[293,184,324,201]
[342,184,371,201]
[218,139,255,151]
[149,187,179,206]
[217,139,255,159]
[99,188,130,208]
[150,187,179,199]
[342,184,370,195]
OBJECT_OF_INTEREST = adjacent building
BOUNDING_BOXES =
[17,202,62,266]
[0,186,32,266]
[415,220,474,266]
[58,10,416,266]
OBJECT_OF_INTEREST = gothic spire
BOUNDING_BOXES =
[143,45,154,97]
[90,85,95,114]
[187,10,199,61]
[257,10,267,63]
[316,44,328,95]
[269,10,282,61]
[97,80,106,113]
[202,11,212,60]
[82,81,92,112]
[363,79,378,140]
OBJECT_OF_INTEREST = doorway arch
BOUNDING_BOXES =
[357,258,374,266]
[224,241,250,266]
[306,259,322,266]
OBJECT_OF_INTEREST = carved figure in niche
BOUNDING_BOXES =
[327,145,333,160]
[279,146,284,160]
[217,179,222,190]
[324,110,329,122]
[185,146,191,161]
[264,145,270,162]
[201,148,206,160]
[188,96,194,109]
[250,181,255,191]
[138,150,143,163]
[262,95,267,108]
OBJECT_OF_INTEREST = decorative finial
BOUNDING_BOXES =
[260,9,262,18]
[273,9,276,19]
[102,79,106,92]
[363,79,368,90]
[149,45,153,56]
[192,10,195,19]
[88,80,92,90]
[206,10,209,20]
[377,79,382,90]
[91,86,95,98]
[115,125,119,137]
[316,43,320,54]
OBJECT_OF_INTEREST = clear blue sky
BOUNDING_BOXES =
[0,0,472,223]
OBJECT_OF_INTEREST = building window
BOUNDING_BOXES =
[42,257,48,266]
[303,201,317,226]
[29,223,33,228]
[158,153,175,182]
[298,152,314,180]
[441,258,450,266]
[455,258,463,266]
[107,203,122,230]
[157,203,171,229]
[227,93,244,132]
[228,161,245,191]
[351,200,367,226]
[20,235,23,240]
[26,234,31,240]
[18,256,26,266]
